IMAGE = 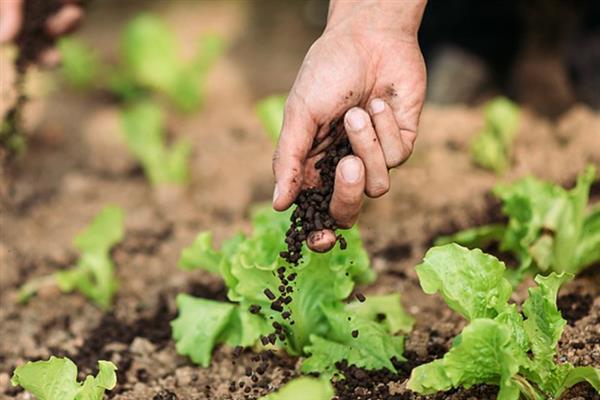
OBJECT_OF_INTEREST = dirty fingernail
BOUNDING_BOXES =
[307,230,336,253]
[369,98,385,114]
[346,108,367,131]
[340,157,361,183]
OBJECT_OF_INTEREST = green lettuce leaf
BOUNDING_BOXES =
[259,376,334,400]
[416,244,512,320]
[558,366,600,397]
[55,206,124,309]
[470,97,520,174]
[576,203,600,269]
[171,294,269,367]
[437,165,599,280]
[255,95,286,144]
[11,357,117,400]
[121,101,192,185]
[120,14,224,111]
[345,293,414,335]
[522,273,570,373]
[177,232,222,273]
[409,319,521,395]
[302,307,405,376]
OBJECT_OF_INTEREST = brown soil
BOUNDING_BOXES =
[1,2,599,400]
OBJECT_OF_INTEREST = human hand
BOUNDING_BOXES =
[272,0,427,252]
[0,0,83,65]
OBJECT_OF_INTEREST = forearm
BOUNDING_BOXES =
[327,0,427,40]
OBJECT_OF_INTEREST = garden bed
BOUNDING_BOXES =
[1,2,599,399]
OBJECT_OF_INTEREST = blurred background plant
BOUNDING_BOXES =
[57,13,225,185]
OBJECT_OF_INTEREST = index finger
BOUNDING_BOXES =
[272,96,317,211]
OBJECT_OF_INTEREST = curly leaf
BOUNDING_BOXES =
[346,293,414,335]
[522,273,570,375]
[171,294,268,367]
[178,232,222,273]
[302,307,405,376]
[416,244,512,320]
[408,319,522,396]
[11,357,117,400]
[558,366,600,397]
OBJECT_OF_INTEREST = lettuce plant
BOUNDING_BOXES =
[255,94,286,144]
[121,101,192,185]
[407,244,600,400]
[437,165,600,280]
[172,205,413,375]
[19,206,124,309]
[259,376,333,400]
[58,14,224,112]
[471,97,520,174]
[11,356,117,400]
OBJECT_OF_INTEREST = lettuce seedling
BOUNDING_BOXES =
[19,206,124,309]
[113,14,224,111]
[259,376,334,400]
[437,165,600,280]
[255,94,286,144]
[58,14,224,112]
[11,356,117,400]
[172,205,413,375]
[121,101,192,185]
[470,97,520,174]
[407,244,600,400]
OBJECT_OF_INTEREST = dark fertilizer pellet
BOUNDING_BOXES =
[351,330,359,338]
[264,288,276,300]
[356,293,366,302]
[249,304,261,314]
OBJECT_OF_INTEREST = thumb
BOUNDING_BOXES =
[272,96,316,211]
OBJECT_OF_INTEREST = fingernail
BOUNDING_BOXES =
[340,158,361,183]
[369,98,385,114]
[272,184,279,204]
[346,108,366,131]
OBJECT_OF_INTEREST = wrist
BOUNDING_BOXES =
[327,0,426,41]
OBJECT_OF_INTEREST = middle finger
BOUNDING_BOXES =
[344,107,389,198]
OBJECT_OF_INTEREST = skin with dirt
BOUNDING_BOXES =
[1,2,600,400]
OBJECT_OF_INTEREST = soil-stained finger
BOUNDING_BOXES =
[307,229,337,253]
[344,107,389,198]
[45,4,82,36]
[272,98,316,211]
[368,98,407,168]
[330,155,365,228]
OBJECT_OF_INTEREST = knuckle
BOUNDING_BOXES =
[386,153,407,169]
[366,181,390,198]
